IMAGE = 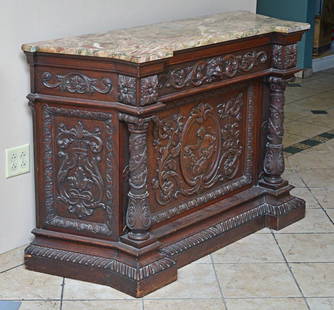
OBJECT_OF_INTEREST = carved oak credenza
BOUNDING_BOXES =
[22,11,309,297]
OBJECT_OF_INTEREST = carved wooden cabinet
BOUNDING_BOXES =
[22,11,309,297]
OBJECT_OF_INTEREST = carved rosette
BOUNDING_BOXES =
[41,72,112,94]
[152,94,243,206]
[272,44,297,70]
[118,75,137,105]
[119,113,152,241]
[140,75,159,105]
[159,50,268,90]
[263,76,287,185]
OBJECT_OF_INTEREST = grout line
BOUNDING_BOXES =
[300,178,334,226]
[0,263,24,274]
[141,298,144,310]
[210,255,229,310]
[59,278,65,310]
[271,233,311,310]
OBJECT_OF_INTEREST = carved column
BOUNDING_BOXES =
[119,113,152,241]
[263,76,287,186]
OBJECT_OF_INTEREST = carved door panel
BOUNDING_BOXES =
[147,82,256,224]
[35,103,119,240]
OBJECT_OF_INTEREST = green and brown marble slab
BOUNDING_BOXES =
[22,11,310,63]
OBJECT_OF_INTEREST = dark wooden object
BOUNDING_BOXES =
[24,30,306,297]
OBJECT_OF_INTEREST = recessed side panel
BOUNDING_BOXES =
[34,102,119,240]
[147,82,256,224]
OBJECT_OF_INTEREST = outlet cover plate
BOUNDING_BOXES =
[5,144,30,178]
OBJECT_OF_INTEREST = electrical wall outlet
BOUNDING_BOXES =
[5,144,30,178]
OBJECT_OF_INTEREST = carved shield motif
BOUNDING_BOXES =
[180,103,221,188]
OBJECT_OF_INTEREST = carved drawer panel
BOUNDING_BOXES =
[37,104,117,239]
[147,83,256,223]
[35,66,117,101]
[158,46,270,97]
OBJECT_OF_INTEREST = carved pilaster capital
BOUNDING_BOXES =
[140,75,159,105]
[272,44,297,70]
[118,74,159,106]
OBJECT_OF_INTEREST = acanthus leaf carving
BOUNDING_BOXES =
[272,44,297,70]
[159,50,268,90]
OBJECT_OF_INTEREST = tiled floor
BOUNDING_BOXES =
[1,68,334,310]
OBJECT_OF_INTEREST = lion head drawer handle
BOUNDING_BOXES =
[41,71,113,94]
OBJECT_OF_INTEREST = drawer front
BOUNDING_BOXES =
[158,45,271,98]
[35,66,117,101]
[34,103,120,239]
[147,81,258,223]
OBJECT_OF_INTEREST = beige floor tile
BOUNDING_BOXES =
[19,301,60,310]
[0,266,62,300]
[0,245,25,273]
[285,86,324,103]
[62,300,141,310]
[297,168,334,188]
[193,254,212,264]
[212,234,284,263]
[310,187,334,209]
[226,298,308,310]
[214,263,301,298]
[290,188,321,208]
[326,209,334,221]
[63,278,133,300]
[290,263,334,297]
[145,263,220,299]
[282,169,305,188]
[144,299,226,310]
[276,234,334,262]
[299,77,334,91]
[284,120,329,139]
[283,134,305,147]
[274,209,334,233]
[307,298,334,310]
[288,151,334,169]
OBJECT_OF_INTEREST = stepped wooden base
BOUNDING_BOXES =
[24,188,305,297]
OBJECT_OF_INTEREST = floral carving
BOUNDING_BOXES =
[160,50,268,90]
[118,75,136,105]
[152,94,243,206]
[272,44,297,70]
[140,75,159,105]
[41,72,112,94]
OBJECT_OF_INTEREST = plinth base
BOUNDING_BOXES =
[24,190,305,297]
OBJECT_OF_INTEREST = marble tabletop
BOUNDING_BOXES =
[22,11,309,63]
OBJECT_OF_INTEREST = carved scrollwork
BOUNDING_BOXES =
[43,105,113,235]
[159,50,268,90]
[41,72,112,94]
[152,94,243,206]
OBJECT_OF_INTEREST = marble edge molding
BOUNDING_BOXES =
[21,10,310,64]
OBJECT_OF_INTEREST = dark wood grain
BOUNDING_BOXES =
[24,29,306,297]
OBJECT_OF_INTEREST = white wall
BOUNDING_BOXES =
[0,0,256,254]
